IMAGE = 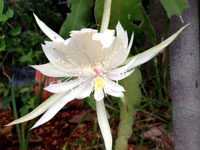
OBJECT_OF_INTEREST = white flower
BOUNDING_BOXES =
[7,14,187,150]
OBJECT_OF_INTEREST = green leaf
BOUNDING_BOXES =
[85,95,96,110]
[19,87,30,94]
[160,0,189,18]
[59,0,94,39]
[2,96,12,110]
[0,0,4,15]
[8,27,22,36]
[5,9,14,18]
[0,14,7,22]
[0,9,14,22]
[0,33,5,39]
[0,42,5,52]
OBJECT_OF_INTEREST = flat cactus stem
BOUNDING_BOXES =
[115,69,142,150]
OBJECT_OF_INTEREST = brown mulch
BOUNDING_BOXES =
[0,101,173,150]
[0,106,101,150]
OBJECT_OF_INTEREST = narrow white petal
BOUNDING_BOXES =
[96,100,112,150]
[31,63,70,77]
[31,82,90,129]
[76,83,93,99]
[105,84,124,98]
[116,22,128,47]
[45,77,91,93]
[106,89,124,98]
[31,93,74,129]
[128,51,160,70]
[123,24,189,70]
[107,69,135,81]
[33,13,64,42]
[94,89,104,101]
[105,79,125,92]
[6,92,67,126]
[107,31,134,70]
[109,33,134,72]
[108,56,137,74]
[127,32,134,53]
[104,38,128,69]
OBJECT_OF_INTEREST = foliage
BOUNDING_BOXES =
[59,0,94,39]
[160,0,189,18]
[0,0,14,53]
[1,0,63,67]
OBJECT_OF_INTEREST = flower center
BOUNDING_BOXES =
[94,77,105,91]
[94,69,100,77]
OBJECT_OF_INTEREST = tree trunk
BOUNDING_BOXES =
[169,0,200,150]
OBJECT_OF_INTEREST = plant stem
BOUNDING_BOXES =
[21,123,25,150]
[115,98,134,150]
[11,76,23,149]
[100,0,112,33]
[115,69,142,150]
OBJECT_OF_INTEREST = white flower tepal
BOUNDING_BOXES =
[7,14,187,150]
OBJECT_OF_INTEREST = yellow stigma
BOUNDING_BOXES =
[94,77,105,91]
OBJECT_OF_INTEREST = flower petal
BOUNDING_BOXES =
[127,32,134,54]
[123,24,189,71]
[96,100,112,150]
[5,92,67,126]
[107,69,135,81]
[108,56,137,74]
[102,30,133,69]
[33,13,64,42]
[116,22,128,48]
[31,63,72,77]
[31,82,90,129]
[94,88,104,101]
[106,88,124,98]
[41,44,70,65]
[76,83,93,99]
[45,77,91,93]
[105,79,125,92]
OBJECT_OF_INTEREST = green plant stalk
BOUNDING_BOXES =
[21,123,25,150]
[11,77,23,149]
[24,76,46,149]
[115,69,142,150]
[153,57,163,100]
[24,119,33,150]
[92,119,98,148]
[100,0,112,32]
[115,98,135,150]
